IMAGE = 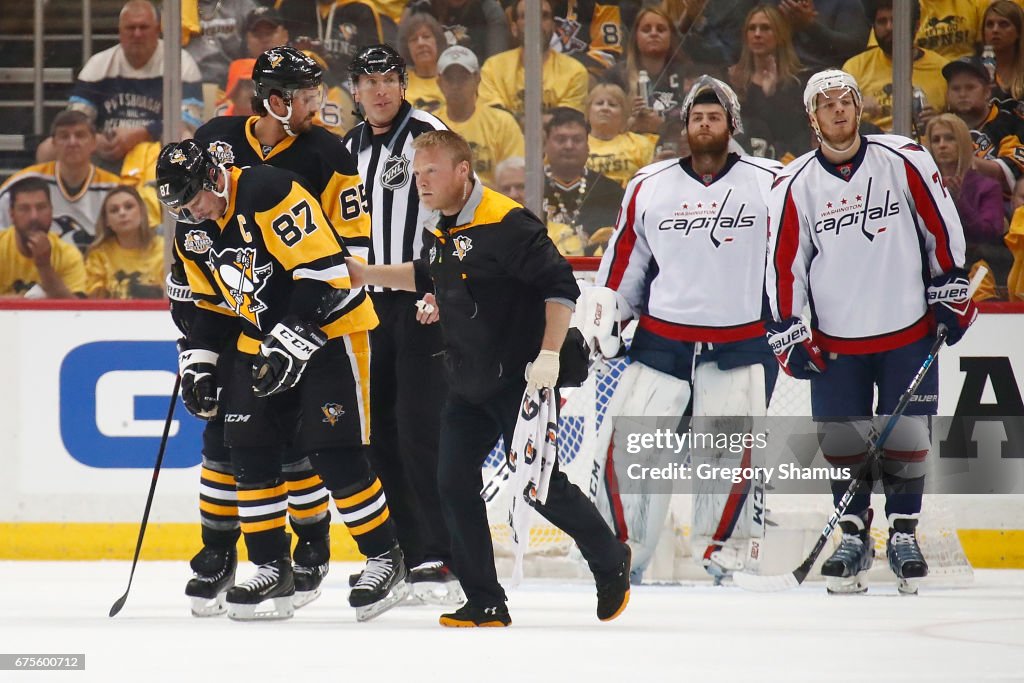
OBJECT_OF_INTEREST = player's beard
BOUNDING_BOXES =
[290,114,316,134]
[688,128,729,155]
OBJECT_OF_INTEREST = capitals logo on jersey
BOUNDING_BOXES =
[207,140,235,166]
[655,188,756,247]
[380,154,410,190]
[184,229,213,254]
[452,235,473,260]
[813,178,900,242]
[208,246,273,328]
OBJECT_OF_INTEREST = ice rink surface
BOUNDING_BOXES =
[1,561,1022,682]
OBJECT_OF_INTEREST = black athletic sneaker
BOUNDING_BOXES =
[439,602,511,628]
[595,543,631,622]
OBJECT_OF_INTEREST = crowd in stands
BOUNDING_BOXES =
[3,0,1024,300]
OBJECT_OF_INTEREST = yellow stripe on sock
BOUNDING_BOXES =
[201,468,236,486]
[240,517,287,534]
[288,501,330,519]
[237,483,288,501]
[286,475,324,492]
[347,507,390,536]
[199,500,239,516]
[334,478,382,508]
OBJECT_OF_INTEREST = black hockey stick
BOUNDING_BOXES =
[109,374,180,617]
[732,331,947,592]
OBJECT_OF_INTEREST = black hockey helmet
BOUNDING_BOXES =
[253,46,323,102]
[156,139,220,221]
[348,44,407,86]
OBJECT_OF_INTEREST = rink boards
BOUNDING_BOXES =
[0,302,1021,566]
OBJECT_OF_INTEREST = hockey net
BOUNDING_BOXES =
[483,258,973,585]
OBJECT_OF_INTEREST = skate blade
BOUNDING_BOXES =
[189,594,227,617]
[227,595,295,621]
[411,580,466,606]
[825,572,869,595]
[897,578,920,595]
[355,580,411,622]
[293,589,321,609]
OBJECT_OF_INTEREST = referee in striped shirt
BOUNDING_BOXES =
[343,44,459,604]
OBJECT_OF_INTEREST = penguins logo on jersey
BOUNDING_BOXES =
[651,91,677,114]
[452,234,473,260]
[207,141,235,166]
[184,229,213,254]
[169,148,188,165]
[208,246,273,327]
[321,402,345,426]
[554,17,587,54]
[380,153,410,190]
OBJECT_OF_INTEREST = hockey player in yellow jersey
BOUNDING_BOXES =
[435,46,524,188]
[158,139,409,622]
[168,46,374,617]
[0,177,86,298]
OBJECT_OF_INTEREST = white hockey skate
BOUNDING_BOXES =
[888,517,928,596]
[701,544,747,585]
[349,544,410,622]
[226,559,296,621]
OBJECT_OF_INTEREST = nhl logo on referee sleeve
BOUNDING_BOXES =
[380,153,410,189]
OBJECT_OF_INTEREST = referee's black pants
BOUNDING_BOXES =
[368,291,451,567]
[438,380,627,607]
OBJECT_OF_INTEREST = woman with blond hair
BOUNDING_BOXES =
[727,4,810,161]
[982,0,1024,104]
[585,82,656,187]
[608,7,691,135]
[85,186,163,299]
[924,114,1007,299]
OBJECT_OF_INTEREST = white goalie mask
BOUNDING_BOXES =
[803,69,862,119]
[681,75,744,135]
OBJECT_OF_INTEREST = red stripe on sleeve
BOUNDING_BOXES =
[605,179,644,291]
[773,189,801,319]
[904,160,955,272]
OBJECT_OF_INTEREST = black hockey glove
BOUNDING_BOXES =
[166,271,195,335]
[177,341,220,420]
[927,268,978,346]
[251,316,327,397]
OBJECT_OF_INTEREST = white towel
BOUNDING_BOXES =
[506,386,558,587]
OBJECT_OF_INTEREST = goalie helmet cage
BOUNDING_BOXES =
[482,258,973,585]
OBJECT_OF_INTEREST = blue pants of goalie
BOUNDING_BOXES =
[438,380,628,607]
[810,335,938,519]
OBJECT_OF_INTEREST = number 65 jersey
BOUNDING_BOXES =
[766,134,967,354]
[175,164,378,354]
[597,154,781,343]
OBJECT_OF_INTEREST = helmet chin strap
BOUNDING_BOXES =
[811,107,861,157]
[264,98,298,137]
[212,164,231,218]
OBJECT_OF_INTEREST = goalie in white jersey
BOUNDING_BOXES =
[764,70,978,594]
[592,76,782,582]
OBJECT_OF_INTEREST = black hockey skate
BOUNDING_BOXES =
[348,544,410,622]
[595,542,631,622]
[822,512,874,595]
[292,538,330,609]
[439,601,511,628]
[407,560,466,606]
[185,545,237,617]
[887,517,928,595]
[226,558,295,621]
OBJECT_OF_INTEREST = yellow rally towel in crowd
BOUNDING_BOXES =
[181,0,200,46]
[1005,207,1024,302]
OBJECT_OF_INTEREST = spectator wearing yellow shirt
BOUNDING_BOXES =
[399,12,447,114]
[585,82,655,187]
[85,186,164,300]
[844,0,949,133]
[435,46,524,188]
[917,0,985,59]
[479,0,589,123]
[0,178,86,299]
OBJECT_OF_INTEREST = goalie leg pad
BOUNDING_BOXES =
[690,363,768,578]
[596,362,691,579]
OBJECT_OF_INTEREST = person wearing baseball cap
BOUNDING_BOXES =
[435,45,524,188]
[244,7,289,59]
[942,53,1024,193]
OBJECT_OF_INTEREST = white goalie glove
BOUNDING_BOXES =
[574,284,623,359]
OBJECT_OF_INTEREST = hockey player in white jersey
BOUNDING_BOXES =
[764,70,978,594]
[591,76,781,582]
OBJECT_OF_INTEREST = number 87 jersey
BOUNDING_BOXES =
[175,164,378,354]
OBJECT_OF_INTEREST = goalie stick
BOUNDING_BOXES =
[109,374,180,617]
[733,267,985,592]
